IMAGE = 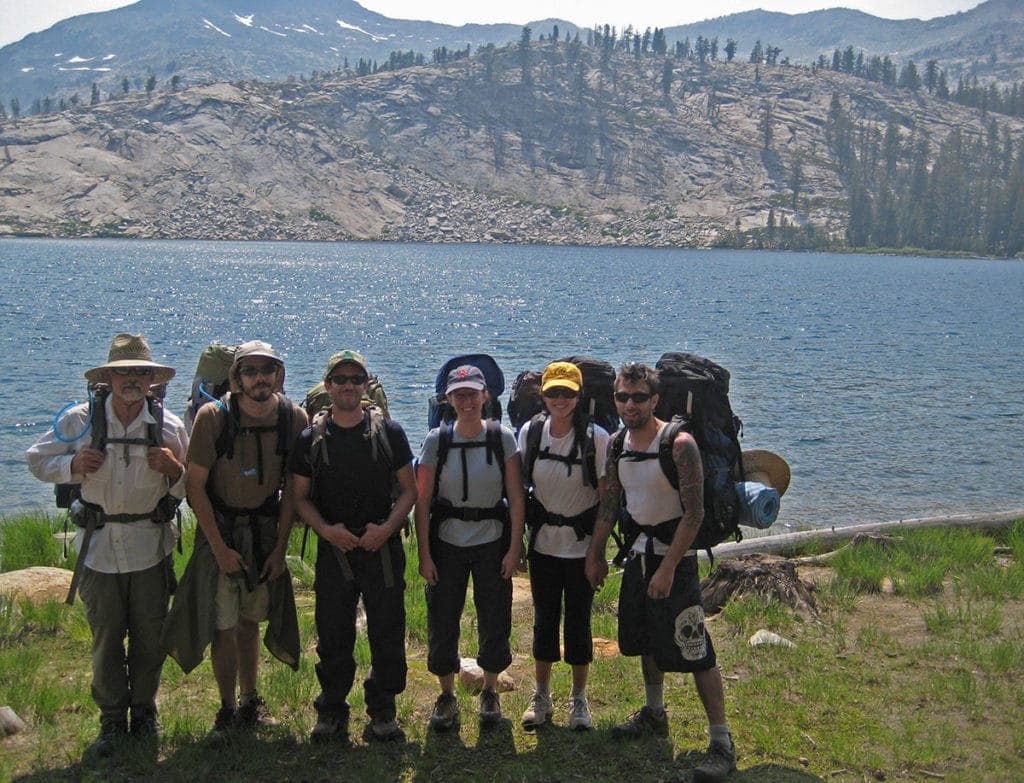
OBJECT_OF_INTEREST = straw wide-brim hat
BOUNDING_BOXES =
[742,449,791,497]
[84,333,175,385]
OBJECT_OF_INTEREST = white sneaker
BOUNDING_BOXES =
[521,690,554,729]
[568,695,592,730]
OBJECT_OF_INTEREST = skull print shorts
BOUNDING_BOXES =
[617,552,717,673]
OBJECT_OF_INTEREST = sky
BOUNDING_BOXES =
[0,0,986,49]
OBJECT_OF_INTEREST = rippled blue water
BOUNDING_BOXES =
[2,238,1022,529]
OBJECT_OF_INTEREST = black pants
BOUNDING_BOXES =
[426,539,512,676]
[313,536,407,722]
[528,551,594,665]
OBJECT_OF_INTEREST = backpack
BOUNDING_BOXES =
[427,354,504,428]
[301,376,391,421]
[609,351,745,556]
[54,385,166,509]
[507,370,544,432]
[556,355,619,436]
[185,342,237,434]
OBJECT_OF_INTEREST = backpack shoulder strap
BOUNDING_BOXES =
[146,395,165,449]
[213,393,240,460]
[522,413,547,487]
[274,395,293,456]
[486,419,506,485]
[365,406,394,469]
[89,388,110,452]
[432,420,455,500]
[657,418,691,491]
[578,418,599,489]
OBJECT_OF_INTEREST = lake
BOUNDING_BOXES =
[2,238,1022,530]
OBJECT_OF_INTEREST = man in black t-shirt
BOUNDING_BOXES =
[292,350,416,746]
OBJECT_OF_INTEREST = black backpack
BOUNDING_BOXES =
[507,370,544,433]
[556,355,619,436]
[609,352,745,555]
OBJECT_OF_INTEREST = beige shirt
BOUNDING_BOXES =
[26,395,188,573]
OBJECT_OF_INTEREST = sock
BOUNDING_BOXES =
[644,682,665,712]
[709,723,732,747]
[536,681,551,696]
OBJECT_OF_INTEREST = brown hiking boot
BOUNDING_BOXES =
[611,706,669,740]
[236,693,278,728]
[694,737,738,782]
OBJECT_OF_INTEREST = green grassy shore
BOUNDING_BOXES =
[1,512,1023,783]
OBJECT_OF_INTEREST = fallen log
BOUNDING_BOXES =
[704,509,1024,562]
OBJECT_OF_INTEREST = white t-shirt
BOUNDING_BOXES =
[519,417,609,559]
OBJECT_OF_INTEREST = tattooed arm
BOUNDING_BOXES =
[646,430,704,599]
[585,446,622,590]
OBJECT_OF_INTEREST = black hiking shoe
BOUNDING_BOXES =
[236,693,278,728]
[479,688,502,728]
[693,737,738,782]
[428,692,460,732]
[85,718,128,759]
[611,706,669,740]
[311,713,350,745]
[209,705,237,740]
[129,706,160,738]
[362,717,405,743]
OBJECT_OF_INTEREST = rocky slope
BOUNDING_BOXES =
[1,43,1021,246]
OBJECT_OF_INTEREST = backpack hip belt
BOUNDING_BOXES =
[430,497,508,523]
[321,519,396,590]
[612,511,683,567]
[526,498,597,553]
[210,494,280,592]
[64,496,178,606]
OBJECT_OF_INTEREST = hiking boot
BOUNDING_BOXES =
[521,690,554,730]
[85,718,128,759]
[479,688,502,727]
[362,717,405,743]
[211,705,237,736]
[693,737,738,783]
[429,692,460,732]
[236,693,278,728]
[568,695,593,731]
[129,706,160,738]
[611,706,669,740]
[311,713,350,745]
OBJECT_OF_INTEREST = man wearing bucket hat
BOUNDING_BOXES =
[163,340,306,736]
[26,333,188,758]
[292,349,417,745]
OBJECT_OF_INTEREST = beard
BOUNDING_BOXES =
[242,382,274,403]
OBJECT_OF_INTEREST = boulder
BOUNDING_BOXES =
[458,658,515,693]
[0,566,72,605]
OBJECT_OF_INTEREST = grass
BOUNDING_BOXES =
[1,515,1024,782]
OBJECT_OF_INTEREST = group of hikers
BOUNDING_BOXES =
[23,332,790,783]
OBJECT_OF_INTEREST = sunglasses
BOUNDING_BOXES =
[111,367,154,377]
[328,373,367,386]
[543,387,579,400]
[238,364,278,378]
[614,391,653,404]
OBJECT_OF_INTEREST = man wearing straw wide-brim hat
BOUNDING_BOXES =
[26,333,188,758]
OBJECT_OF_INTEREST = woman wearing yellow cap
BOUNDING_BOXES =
[517,361,610,731]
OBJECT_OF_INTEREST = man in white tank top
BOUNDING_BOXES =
[586,363,737,783]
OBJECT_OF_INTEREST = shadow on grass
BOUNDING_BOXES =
[11,724,826,783]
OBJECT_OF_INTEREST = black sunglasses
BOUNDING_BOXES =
[111,367,154,377]
[543,387,578,400]
[328,373,367,386]
[238,364,278,378]
[614,391,652,404]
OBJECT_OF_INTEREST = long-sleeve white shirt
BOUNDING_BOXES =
[26,395,188,574]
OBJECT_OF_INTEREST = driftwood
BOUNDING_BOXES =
[706,509,1024,562]
[791,533,903,566]
[701,554,817,617]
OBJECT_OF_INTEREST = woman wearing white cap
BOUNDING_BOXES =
[517,361,609,731]
[415,364,525,733]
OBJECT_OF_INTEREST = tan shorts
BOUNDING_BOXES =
[214,571,270,630]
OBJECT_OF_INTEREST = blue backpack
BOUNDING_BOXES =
[427,353,505,428]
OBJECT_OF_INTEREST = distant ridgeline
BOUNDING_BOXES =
[1,3,1023,256]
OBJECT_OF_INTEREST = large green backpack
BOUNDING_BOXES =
[301,375,390,421]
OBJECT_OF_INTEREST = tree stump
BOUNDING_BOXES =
[701,554,817,617]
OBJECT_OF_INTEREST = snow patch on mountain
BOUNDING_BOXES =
[203,19,232,37]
